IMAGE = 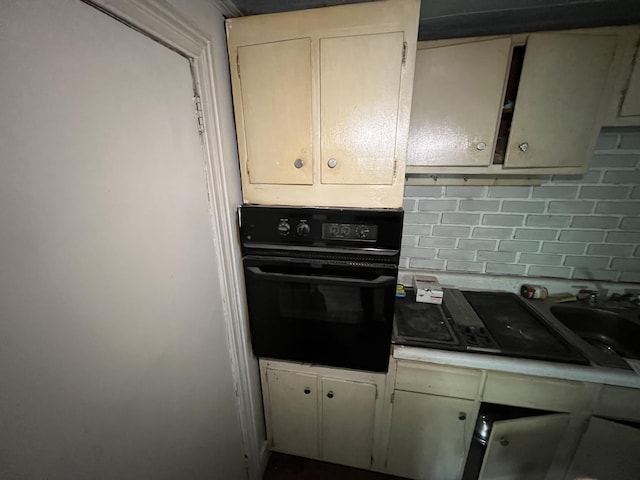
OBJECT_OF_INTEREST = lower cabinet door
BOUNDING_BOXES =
[565,416,640,480]
[321,377,376,469]
[478,413,568,480]
[266,369,319,458]
[386,390,478,480]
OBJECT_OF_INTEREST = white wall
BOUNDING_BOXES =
[0,1,248,478]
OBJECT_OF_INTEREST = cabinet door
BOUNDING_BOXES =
[620,43,640,117]
[407,38,511,167]
[478,413,569,480]
[321,377,376,469]
[387,390,478,480]
[505,33,616,169]
[237,38,313,185]
[266,369,319,458]
[320,32,404,185]
[565,417,640,480]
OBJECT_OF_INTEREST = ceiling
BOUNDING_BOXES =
[215,0,640,41]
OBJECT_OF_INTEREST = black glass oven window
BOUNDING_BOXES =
[278,283,383,325]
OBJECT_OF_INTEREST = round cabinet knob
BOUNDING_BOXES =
[277,221,291,236]
[326,391,334,399]
[327,158,337,169]
[499,436,509,446]
[296,222,310,237]
[518,142,529,152]
[294,158,304,169]
[304,388,311,395]
[476,142,487,151]
[458,412,467,421]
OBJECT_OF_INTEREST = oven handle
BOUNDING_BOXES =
[245,266,396,287]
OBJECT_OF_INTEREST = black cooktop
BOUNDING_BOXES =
[393,289,588,365]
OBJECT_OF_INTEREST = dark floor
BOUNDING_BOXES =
[263,453,404,480]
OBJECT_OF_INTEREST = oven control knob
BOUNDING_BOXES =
[296,222,310,237]
[277,221,291,236]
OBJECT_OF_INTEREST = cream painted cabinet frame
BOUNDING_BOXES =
[406,27,620,179]
[259,359,389,471]
[226,0,419,208]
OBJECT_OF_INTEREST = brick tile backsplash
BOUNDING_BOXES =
[400,129,640,283]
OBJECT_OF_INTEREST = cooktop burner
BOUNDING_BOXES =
[462,291,588,365]
[393,294,458,345]
[393,288,589,365]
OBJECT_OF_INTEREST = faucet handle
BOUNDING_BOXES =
[577,289,599,304]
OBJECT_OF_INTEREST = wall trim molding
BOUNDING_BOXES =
[211,0,243,18]
[85,1,262,479]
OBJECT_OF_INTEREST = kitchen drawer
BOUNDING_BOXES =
[395,361,482,399]
[483,371,587,412]
[596,385,640,422]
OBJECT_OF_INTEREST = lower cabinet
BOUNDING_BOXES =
[478,413,569,480]
[386,390,478,480]
[265,369,320,458]
[565,417,640,480]
[260,359,384,470]
[259,358,640,479]
[321,377,377,468]
[564,385,640,480]
[386,361,482,479]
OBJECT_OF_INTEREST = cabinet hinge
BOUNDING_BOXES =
[194,95,205,134]
[401,42,407,66]
[390,392,395,404]
[236,52,241,79]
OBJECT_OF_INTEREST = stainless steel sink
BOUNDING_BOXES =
[550,304,640,360]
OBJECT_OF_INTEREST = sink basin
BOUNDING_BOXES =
[550,304,640,360]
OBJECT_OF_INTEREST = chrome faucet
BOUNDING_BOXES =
[610,291,640,306]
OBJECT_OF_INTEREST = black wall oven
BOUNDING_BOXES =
[239,205,403,372]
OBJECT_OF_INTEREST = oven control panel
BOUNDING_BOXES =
[239,205,403,250]
[322,223,377,241]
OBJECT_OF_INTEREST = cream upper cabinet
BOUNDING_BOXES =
[406,28,620,179]
[237,39,313,185]
[320,32,404,185]
[504,33,617,170]
[620,50,640,117]
[226,0,419,208]
[603,25,640,125]
[407,37,512,167]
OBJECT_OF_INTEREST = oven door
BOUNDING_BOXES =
[243,256,397,372]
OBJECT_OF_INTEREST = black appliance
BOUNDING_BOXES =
[239,205,403,372]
